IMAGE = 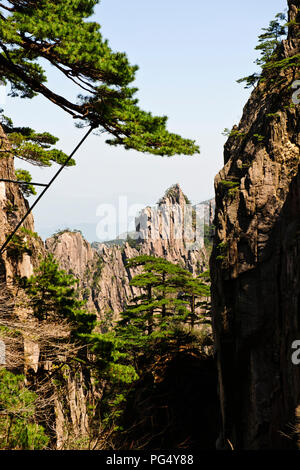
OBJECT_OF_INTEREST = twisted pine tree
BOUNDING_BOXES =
[237,12,288,89]
[237,10,300,89]
[0,0,199,157]
[0,111,71,196]
[118,255,209,343]
[0,112,71,168]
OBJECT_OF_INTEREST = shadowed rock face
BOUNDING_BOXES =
[211,1,300,449]
[46,185,213,321]
[116,351,219,450]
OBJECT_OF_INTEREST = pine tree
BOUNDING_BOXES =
[178,273,210,329]
[76,256,212,435]
[0,111,71,167]
[120,256,189,338]
[0,109,72,195]
[23,254,96,335]
[0,369,49,450]
[0,1,199,157]
[116,255,210,349]
[14,169,36,196]
[237,12,288,88]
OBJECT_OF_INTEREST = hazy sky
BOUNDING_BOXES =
[1,0,287,241]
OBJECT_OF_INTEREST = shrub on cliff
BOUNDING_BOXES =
[237,11,297,88]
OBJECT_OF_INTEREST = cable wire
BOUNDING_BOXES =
[0,179,47,187]
[0,125,94,255]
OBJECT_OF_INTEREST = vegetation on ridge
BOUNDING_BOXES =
[238,9,300,89]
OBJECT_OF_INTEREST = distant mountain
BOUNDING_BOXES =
[46,184,213,320]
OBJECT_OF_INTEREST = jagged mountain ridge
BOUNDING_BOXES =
[46,185,214,321]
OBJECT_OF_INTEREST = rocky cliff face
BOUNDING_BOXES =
[46,185,213,322]
[0,125,44,284]
[211,0,300,449]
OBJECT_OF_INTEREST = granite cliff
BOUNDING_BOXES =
[211,0,300,449]
[46,185,213,322]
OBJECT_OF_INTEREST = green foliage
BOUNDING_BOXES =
[253,134,265,142]
[23,254,96,334]
[222,128,267,148]
[222,128,247,139]
[91,256,103,289]
[0,369,49,449]
[219,180,240,190]
[237,11,297,88]
[0,110,71,167]
[236,73,260,89]
[79,329,138,384]
[216,241,228,263]
[204,223,214,254]
[123,256,188,333]
[82,287,90,301]
[19,226,38,239]
[76,255,212,434]
[0,1,199,157]
[254,12,287,66]
[52,228,83,243]
[15,168,36,196]
[217,241,228,250]
[7,232,31,258]
[10,252,211,445]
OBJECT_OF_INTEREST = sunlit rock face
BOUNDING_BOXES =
[46,184,214,322]
[211,0,300,449]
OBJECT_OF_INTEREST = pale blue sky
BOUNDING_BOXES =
[2,0,287,241]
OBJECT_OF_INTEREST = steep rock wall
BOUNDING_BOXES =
[211,0,300,449]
